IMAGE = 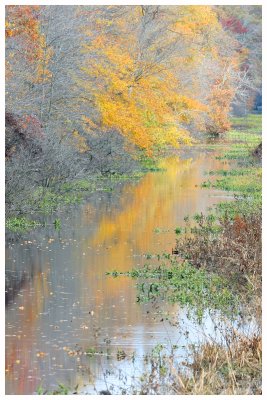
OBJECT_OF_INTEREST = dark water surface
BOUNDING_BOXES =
[5,150,233,394]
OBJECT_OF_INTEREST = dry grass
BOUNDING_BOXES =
[171,331,262,395]
[175,212,261,285]
[134,323,262,395]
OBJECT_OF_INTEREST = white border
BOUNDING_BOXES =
[1,1,265,399]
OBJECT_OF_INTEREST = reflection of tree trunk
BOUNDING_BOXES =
[5,271,28,306]
[253,142,262,159]
[40,7,52,122]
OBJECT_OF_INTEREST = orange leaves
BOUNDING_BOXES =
[82,116,98,131]
[91,35,106,49]
[71,130,89,153]
[233,215,247,236]
[6,6,52,86]
[5,6,41,48]
[6,6,39,37]
[206,58,239,134]
[5,21,14,38]
[206,92,232,134]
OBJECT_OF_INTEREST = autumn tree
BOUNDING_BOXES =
[5,5,261,157]
[78,6,219,153]
[216,5,262,115]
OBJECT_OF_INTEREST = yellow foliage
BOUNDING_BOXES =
[173,6,219,36]
[78,5,244,149]
[80,7,219,153]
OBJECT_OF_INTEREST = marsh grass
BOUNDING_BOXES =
[173,332,262,395]
[84,325,261,395]
[142,330,262,395]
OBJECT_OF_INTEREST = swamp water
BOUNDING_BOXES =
[6,150,235,394]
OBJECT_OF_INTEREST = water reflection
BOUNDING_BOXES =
[5,151,232,394]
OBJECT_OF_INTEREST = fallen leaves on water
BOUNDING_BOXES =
[36,352,46,358]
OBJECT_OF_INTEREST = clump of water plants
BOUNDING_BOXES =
[5,216,41,233]
[107,258,238,321]
[53,218,61,230]
[36,383,72,395]
[85,347,97,357]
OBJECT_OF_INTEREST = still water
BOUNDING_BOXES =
[5,150,233,394]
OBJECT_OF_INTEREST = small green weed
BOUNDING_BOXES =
[53,218,61,230]
[86,347,97,357]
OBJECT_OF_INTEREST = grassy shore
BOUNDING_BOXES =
[5,163,156,233]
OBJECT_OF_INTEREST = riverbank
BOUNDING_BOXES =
[5,154,163,233]
[104,113,262,395]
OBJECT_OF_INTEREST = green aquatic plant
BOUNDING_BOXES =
[53,218,61,230]
[6,217,41,233]
[86,347,97,357]
[107,259,238,321]
[116,349,127,360]
[36,383,71,395]
[145,253,153,259]
[139,155,164,172]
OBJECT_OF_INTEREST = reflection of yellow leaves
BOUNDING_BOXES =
[84,157,194,301]
[15,360,20,364]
